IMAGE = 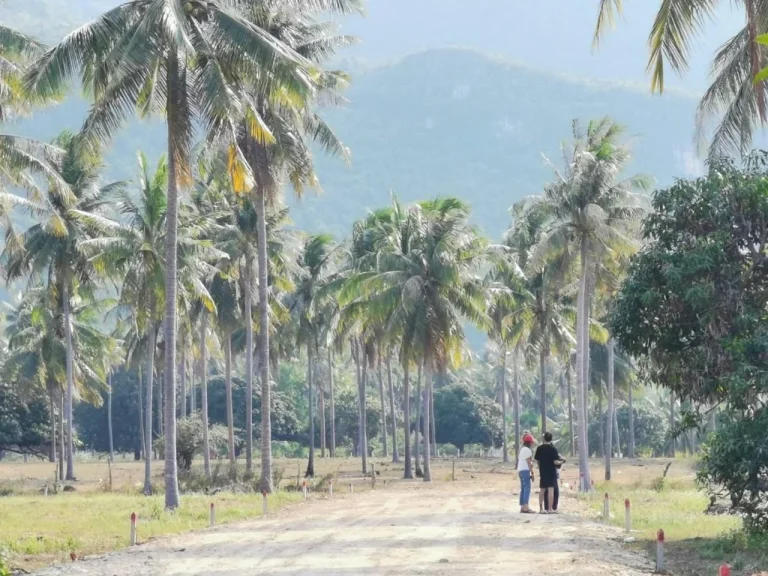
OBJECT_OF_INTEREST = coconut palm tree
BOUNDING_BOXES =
[593,0,768,157]
[506,201,576,436]
[0,24,71,243]
[79,151,221,492]
[529,118,648,490]
[222,0,360,493]
[1,130,123,480]
[24,0,313,509]
[3,288,113,467]
[290,234,337,478]
[345,198,489,482]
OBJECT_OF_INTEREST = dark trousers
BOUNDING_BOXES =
[553,482,559,510]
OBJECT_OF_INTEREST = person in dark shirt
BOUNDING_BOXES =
[534,432,565,514]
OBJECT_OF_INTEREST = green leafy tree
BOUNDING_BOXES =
[610,152,768,530]
[433,382,503,452]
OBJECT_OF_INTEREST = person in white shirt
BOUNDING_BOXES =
[517,432,536,513]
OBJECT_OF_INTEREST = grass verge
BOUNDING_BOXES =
[1,490,301,571]
[585,476,767,575]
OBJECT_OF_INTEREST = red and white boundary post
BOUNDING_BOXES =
[719,565,731,576]
[262,491,268,516]
[209,503,216,527]
[656,529,665,572]
[302,480,308,500]
[603,493,610,519]
[129,512,137,546]
[329,480,333,498]
[624,499,631,534]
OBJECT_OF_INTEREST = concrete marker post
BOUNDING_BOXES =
[302,480,308,501]
[209,503,216,527]
[129,512,137,546]
[624,499,631,534]
[329,480,333,498]
[262,491,268,516]
[603,493,610,519]
[349,482,353,493]
[656,529,665,572]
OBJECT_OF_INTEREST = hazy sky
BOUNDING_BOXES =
[1,0,746,92]
[342,1,744,93]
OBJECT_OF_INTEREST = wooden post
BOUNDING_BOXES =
[371,463,376,489]
[129,512,137,546]
[262,491,268,516]
[209,503,215,527]
[603,493,610,519]
[452,459,456,482]
[624,499,631,533]
[656,529,665,572]
[302,479,308,500]
[329,480,333,498]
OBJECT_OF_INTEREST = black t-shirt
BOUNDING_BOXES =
[534,443,560,480]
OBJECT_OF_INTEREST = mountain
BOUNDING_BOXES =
[8,48,701,240]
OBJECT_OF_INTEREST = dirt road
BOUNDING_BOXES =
[33,480,652,576]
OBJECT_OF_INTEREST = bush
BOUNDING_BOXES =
[698,411,768,534]
[155,417,229,472]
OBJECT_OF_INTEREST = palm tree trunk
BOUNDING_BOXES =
[225,332,236,476]
[156,368,163,443]
[669,393,676,457]
[613,401,621,457]
[430,372,437,457]
[500,345,509,463]
[360,353,368,475]
[58,391,64,481]
[422,354,433,482]
[539,348,547,434]
[200,311,211,480]
[244,255,255,475]
[48,387,56,463]
[605,339,615,481]
[144,328,156,494]
[566,359,574,457]
[513,348,520,458]
[107,371,114,461]
[387,353,400,463]
[63,282,76,481]
[414,361,422,476]
[329,347,336,458]
[628,384,635,458]
[138,371,145,459]
[597,383,604,458]
[306,344,316,477]
[319,359,326,458]
[352,339,362,458]
[575,240,591,490]
[378,355,388,457]
[255,188,273,493]
[179,326,186,419]
[190,346,196,415]
[162,52,183,510]
[402,357,412,479]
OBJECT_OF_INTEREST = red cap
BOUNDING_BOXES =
[522,433,534,444]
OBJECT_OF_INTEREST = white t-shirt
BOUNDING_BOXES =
[517,446,532,472]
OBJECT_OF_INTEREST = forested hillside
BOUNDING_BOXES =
[8,48,699,239]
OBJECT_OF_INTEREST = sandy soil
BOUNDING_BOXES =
[31,478,652,576]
